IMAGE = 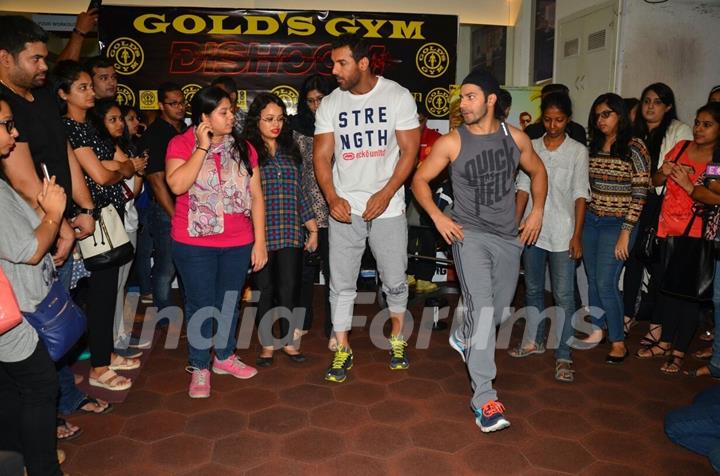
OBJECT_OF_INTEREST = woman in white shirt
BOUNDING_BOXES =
[510,92,590,382]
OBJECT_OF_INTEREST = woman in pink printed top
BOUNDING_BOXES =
[165,87,268,399]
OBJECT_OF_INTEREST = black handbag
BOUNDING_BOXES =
[661,210,715,302]
[636,141,691,264]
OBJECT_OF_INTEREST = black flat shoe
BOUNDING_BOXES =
[605,349,629,364]
[256,355,274,367]
[281,349,306,363]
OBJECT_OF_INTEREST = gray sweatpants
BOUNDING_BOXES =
[452,229,522,410]
[329,214,409,333]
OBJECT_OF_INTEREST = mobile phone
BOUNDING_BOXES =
[706,163,720,180]
[40,162,50,180]
[87,0,102,11]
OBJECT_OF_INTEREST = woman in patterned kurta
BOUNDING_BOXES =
[243,93,318,366]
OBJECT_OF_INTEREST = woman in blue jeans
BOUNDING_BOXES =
[510,92,589,382]
[166,87,268,398]
[581,93,650,363]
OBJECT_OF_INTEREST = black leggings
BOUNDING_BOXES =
[255,247,303,347]
[86,265,120,368]
[0,341,61,476]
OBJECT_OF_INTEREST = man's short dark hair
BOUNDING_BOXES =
[210,76,237,94]
[158,81,182,104]
[0,16,48,56]
[330,33,370,62]
[84,56,115,77]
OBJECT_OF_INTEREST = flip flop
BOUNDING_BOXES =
[74,397,114,415]
[57,417,82,442]
[89,369,132,391]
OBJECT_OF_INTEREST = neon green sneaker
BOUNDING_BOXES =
[325,346,353,383]
[389,335,410,370]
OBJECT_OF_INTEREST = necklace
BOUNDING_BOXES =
[0,79,33,101]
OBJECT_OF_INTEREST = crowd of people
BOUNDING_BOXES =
[0,10,719,474]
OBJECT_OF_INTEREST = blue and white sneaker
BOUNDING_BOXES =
[449,333,466,363]
[475,400,511,433]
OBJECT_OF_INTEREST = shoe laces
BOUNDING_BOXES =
[331,347,351,369]
[481,400,506,417]
[225,355,247,369]
[389,336,407,359]
[187,367,208,385]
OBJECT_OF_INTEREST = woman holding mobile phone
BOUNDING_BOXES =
[165,86,267,399]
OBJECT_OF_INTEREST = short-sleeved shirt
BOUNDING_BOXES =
[658,141,704,238]
[63,118,126,211]
[144,117,185,176]
[517,134,590,252]
[167,128,258,248]
[0,179,47,363]
[314,76,419,218]
[0,84,73,215]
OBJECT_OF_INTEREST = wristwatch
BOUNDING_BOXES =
[74,207,98,220]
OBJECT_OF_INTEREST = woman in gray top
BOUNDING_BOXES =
[0,93,64,475]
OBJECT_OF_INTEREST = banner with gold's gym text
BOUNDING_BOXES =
[98,7,457,118]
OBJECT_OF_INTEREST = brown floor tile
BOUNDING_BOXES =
[221,387,278,412]
[407,418,475,454]
[212,432,276,469]
[579,461,653,476]
[179,463,244,476]
[580,430,652,466]
[582,405,652,433]
[579,383,635,406]
[354,361,408,383]
[526,408,595,439]
[348,423,412,457]
[419,394,470,422]
[317,453,388,476]
[244,458,317,476]
[407,359,456,380]
[66,436,146,474]
[496,371,540,392]
[112,389,166,417]
[185,409,247,439]
[280,428,346,462]
[68,413,126,445]
[251,366,307,390]
[310,401,371,431]
[496,391,541,418]
[440,373,472,396]
[164,389,227,414]
[145,434,213,470]
[645,453,715,475]
[460,442,531,474]
[388,377,444,400]
[248,406,309,434]
[121,409,187,442]
[387,448,465,475]
[143,369,191,395]
[333,381,388,405]
[530,386,586,410]
[522,437,595,473]
[279,383,335,409]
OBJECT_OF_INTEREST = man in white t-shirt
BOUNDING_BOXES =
[313,34,420,382]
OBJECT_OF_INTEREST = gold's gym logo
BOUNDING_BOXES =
[116,84,136,107]
[182,84,202,114]
[107,37,144,75]
[139,90,158,110]
[425,88,449,117]
[416,43,449,78]
[271,85,298,113]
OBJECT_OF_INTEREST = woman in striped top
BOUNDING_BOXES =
[581,93,650,363]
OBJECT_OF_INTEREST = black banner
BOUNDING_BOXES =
[98,7,457,118]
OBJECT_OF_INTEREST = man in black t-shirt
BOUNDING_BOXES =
[0,16,95,270]
[142,81,187,310]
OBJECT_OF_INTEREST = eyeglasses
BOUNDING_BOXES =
[595,110,616,119]
[306,97,324,106]
[163,101,186,108]
[0,119,15,134]
[261,116,285,124]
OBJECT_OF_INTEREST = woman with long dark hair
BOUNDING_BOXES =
[637,102,720,373]
[166,86,266,398]
[624,83,692,346]
[55,60,145,391]
[242,92,317,366]
[582,93,650,363]
[290,74,336,347]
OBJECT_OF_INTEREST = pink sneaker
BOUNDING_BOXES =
[212,354,258,379]
[188,368,211,399]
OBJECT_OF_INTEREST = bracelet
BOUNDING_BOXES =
[72,27,89,37]
[196,147,209,154]
[75,207,98,220]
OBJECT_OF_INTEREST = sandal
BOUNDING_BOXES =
[555,360,575,383]
[639,324,662,347]
[89,369,132,391]
[684,365,720,379]
[109,355,140,371]
[508,342,546,358]
[74,397,113,415]
[57,417,82,442]
[635,343,670,359]
[624,316,637,337]
[660,352,685,374]
[693,347,713,360]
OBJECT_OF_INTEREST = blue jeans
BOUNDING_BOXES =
[665,384,720,471]
[172,241,252,369]
[582,212,634,343]
[711,261,720,375]
[134,206,153,295]
[149,202,176,309]
[56,258,86,415]
[523,245,577,361]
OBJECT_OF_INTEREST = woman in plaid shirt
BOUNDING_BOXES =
[243,93,318,366]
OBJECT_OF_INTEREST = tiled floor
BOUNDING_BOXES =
[60,291,717,475]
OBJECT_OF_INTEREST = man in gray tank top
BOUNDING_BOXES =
[412,68,547,433]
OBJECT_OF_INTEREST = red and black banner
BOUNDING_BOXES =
[98,7,458,118]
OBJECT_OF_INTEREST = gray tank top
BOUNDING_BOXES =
[451,123,520,239]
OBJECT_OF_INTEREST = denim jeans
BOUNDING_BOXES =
[711,260,720,375]
[665,384,720,469]
[134,206,153,295]
[56,259,86,416]
[582,212,634,343]
[149,202,176,310]
[172,240,252,369]
[522,245,577,361]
